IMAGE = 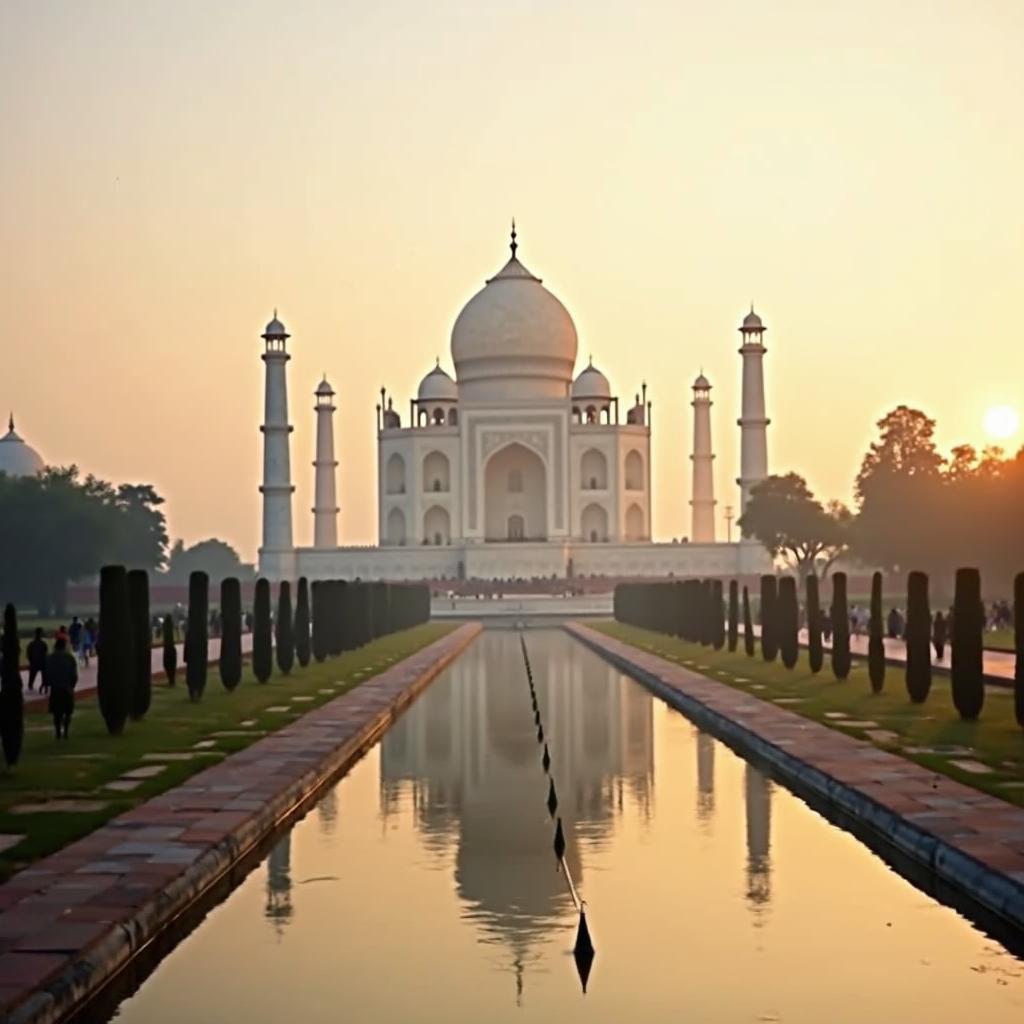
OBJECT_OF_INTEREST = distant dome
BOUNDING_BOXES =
[0,417,44,477]
[572,360,611,402]
[741,308,764,331]
[693,373,711,389]
[451,230,578,401]
[418,361,458,402]
[263,313,288,338]
[315,376,334,396]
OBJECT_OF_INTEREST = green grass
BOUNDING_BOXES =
[0,622,455,879]
[594,621,1024,806]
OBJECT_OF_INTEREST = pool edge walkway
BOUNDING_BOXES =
[0,622,481,1024]
[566,622,1024,935]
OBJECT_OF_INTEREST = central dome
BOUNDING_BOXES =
[451,234,578,401]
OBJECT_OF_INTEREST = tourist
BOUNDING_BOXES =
[68,615,83,659]
[886,606,904,639]
[84,617,97,659]
[933,611,948,661]
[821,608,833,642]
[54,623,68,647]
[45,636,78,740]
[80,620,95,668]
[26,627,47,692]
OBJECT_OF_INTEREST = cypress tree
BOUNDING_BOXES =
[830,571,851,681]
[727,580,739,652]
[777,576,800,669]
[951,567,984,720]
[219,577,243,691]
[905,570,932,703]
[1013,572,1024,729]
[0,604,24,766]
[276,581,295,676]
[294,576,311,668]
[742,586,756,657]
[161,613,177,686]
[806,574,823,674]
[127,569,151,720]
[867,571,885,694]
[185,571,209,702]
[760,576,778,662]
[311,580,327,663]
[712,580,726,650]
[253,577,273,683]
[98,565,132,734]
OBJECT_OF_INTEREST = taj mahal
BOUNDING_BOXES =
[257,226,772,582]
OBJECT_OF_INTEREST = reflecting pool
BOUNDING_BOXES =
[110,630,1023,1022]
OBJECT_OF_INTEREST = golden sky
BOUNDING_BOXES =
[3,0,1022,559]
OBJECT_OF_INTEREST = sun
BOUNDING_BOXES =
[983,405,1020,441]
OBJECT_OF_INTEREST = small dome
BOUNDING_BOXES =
[263,313,289,338]
[418,361,458,402]
[315,376,334,396]
[572,360,612,401]
[741,308,764,331]
[0,416,44,477]
[693,373,711,389]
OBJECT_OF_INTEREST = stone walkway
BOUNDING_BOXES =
[0,623,480,1024]
[568,623,1024,934]
[23,635,255,709]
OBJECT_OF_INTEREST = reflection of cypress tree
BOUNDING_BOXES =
[696,731,715,824]
[744,764,772,920]
[264,832,294,937]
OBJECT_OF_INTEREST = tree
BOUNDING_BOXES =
[905,571,931,703]
[739,473,850,578]
[294,577,311,668]
[777,576,799,669]
[0,604,24,766]
[127,569,151,719]
[760,576,778,662]
[742,586,755,656]
[1014,572,1024,730]
[727,580,739,653]
[951,568,984,720]
[162,613,177,686]
[806,574,823,674]
[711,580,725,650]
[185,571,209,702]
[311,581,327,663]
[867,571,885,694]
[219,577,243,691]
[253,578,273,683]
[165,538,251,583]
[830,572,851,681]
[98,565,132,734]
[275,581,294,676]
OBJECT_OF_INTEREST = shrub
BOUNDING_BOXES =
[294,577,311,668]
[727,580,739,652]
[904,570,932,703]
[276,580,295,676]
[830,572,851,681]
[185,571,209,702]
[0,604,24,766]
[219,577,243,691]
[98,565,132,734]
[951,568,984,720]
[127,569,151,719]
[806,575,823,674]
[868,571,885,694]
[742,586,755,656]
[161,614,177,686]
[253,578,273,683]
[1014,572,1024,729]
[760,576,778,662]
[777,577,799,669]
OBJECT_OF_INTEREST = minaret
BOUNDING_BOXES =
[690,372,716,542]
[258,312,295,580]
[312,376,339,549]
[737,307,770,513]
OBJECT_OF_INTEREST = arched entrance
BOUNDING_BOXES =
[580,503,608,542]
[386,507,406,546]
[484,442,547,542]
[423,505,451,545]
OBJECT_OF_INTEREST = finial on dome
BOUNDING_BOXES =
[588,354,593,367]
[435,356,440,368]
[510,218,518,258]
[7,413,13,432]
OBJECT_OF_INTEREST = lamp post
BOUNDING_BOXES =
[724,505,735,544]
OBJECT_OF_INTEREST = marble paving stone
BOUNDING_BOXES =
[264,706,290,712]
[949,759,995,775]
[834,720,879,729]
[865,729,899,744]
[121,766,166,780]
[193,740,216,749]
[824,711,848,719]
[11,801,108,815]
[0,837,24,854]
[291,695,314,702]
[103,780,143,793]
[773,697,804,705]
[210,730,265,738]
[57,753,111,760]
[141,753,196,762]
[240,720,257,727]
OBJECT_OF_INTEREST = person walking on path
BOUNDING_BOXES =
[45,636,78,739]
[68,616,83,661]
[932,611,948,661]
[26,627,47,692]
[80,620,95,668]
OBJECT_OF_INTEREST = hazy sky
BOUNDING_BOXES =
[3,0,1022,559]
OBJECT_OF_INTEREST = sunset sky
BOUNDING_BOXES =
[3,0,1022,560]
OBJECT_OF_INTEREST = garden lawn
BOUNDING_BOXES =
[594,621,1024,807]
[0,622,454,880]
